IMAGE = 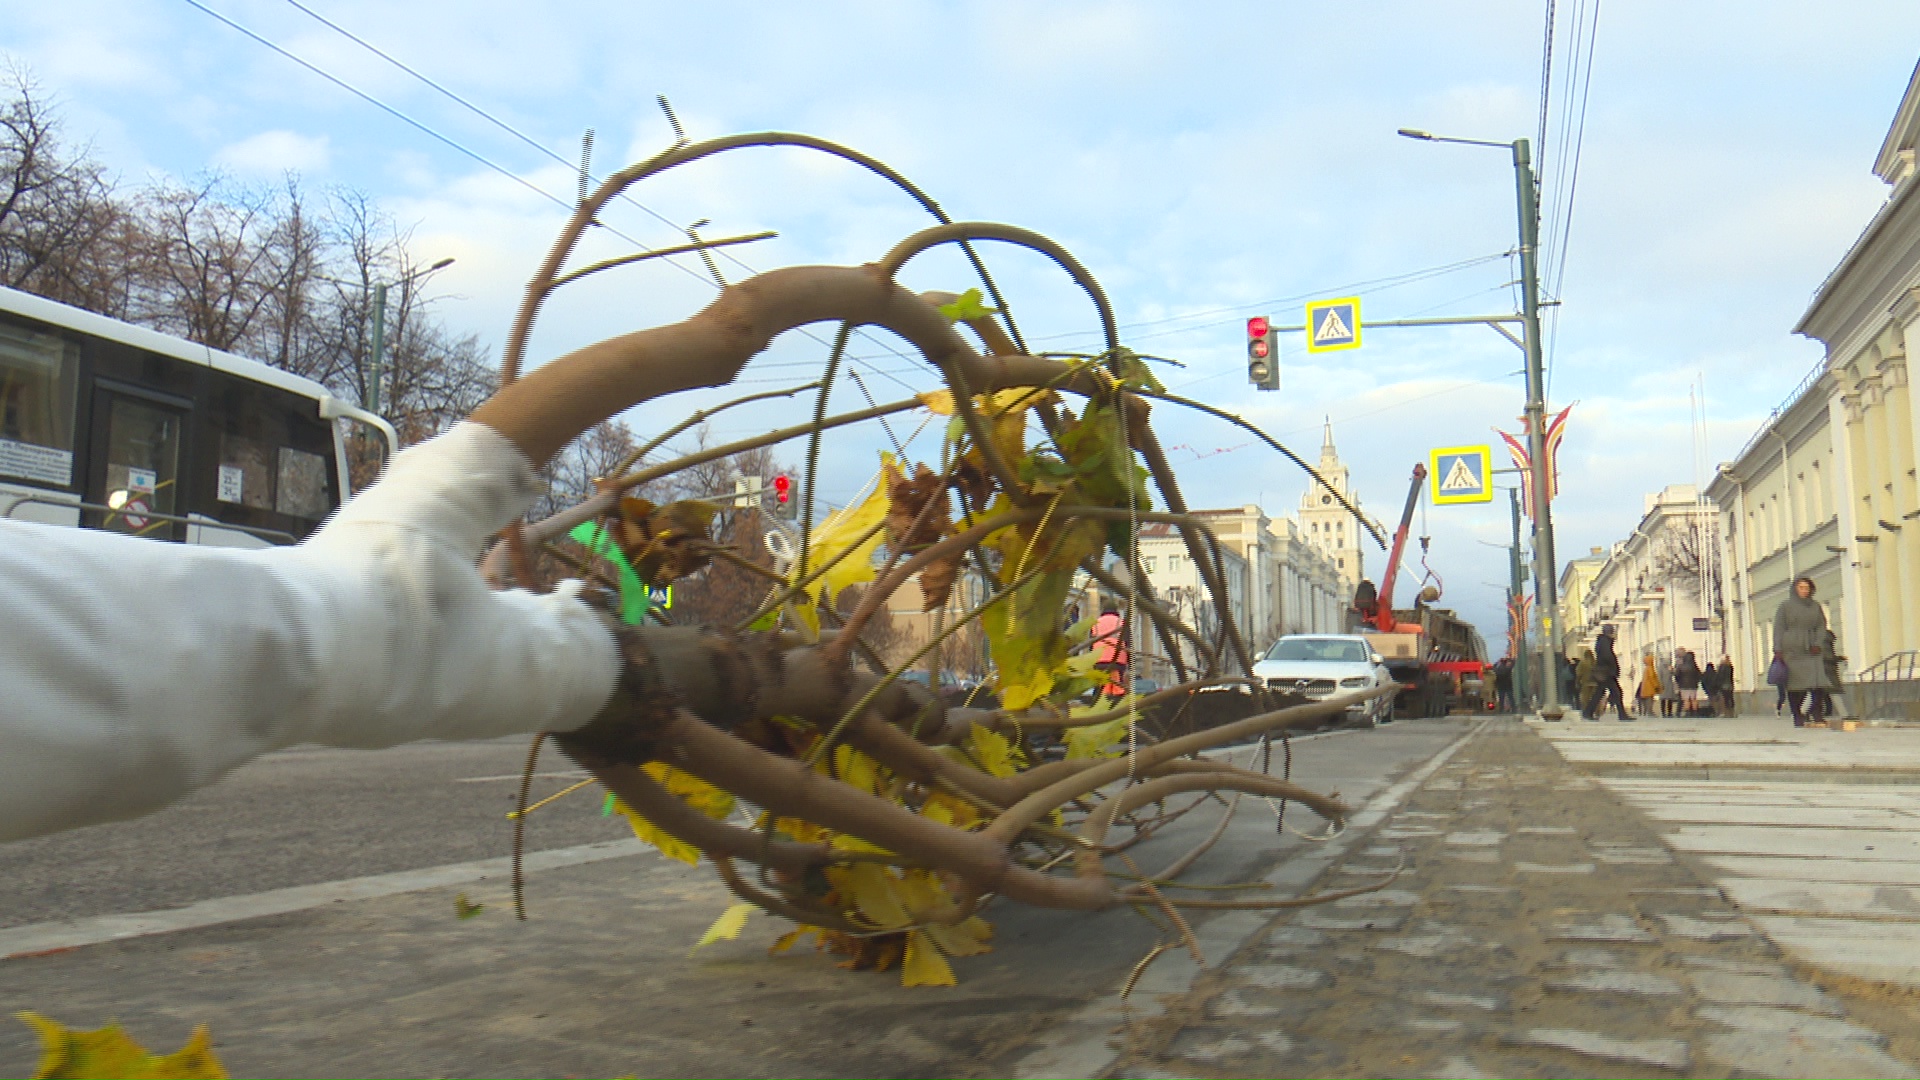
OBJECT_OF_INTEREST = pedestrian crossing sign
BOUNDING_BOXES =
[1305,296,1361,354]
[1430,445,1493,505]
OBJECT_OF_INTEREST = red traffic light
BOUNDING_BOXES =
[1247,316,1270,338]
[772,473,792,502]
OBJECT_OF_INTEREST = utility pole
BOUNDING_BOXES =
[1397,127,1565,714]
[1509,486,1529,708]
[369,282,387,416]
[1512,137,1565,714]
[367,257,456,419]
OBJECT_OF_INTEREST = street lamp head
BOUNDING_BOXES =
[428,257,455,272]
[1397,128,1436,141]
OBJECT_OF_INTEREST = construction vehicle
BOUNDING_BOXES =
[1358,464,1489,717]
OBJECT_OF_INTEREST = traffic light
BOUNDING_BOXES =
[1247,316,1280,391]
[771,473,796,519]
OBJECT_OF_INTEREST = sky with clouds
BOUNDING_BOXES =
[8,0,1920,645]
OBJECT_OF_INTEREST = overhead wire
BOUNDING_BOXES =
[1037,249,1513,348]
[232,0,937,415]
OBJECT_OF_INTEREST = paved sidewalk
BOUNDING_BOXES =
[1115,721,1920,1079]
[1536,714,1920,990]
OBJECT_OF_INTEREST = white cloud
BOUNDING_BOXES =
[212,129,331,175]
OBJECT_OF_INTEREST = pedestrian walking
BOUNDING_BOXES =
[1091,604,1130,699]
[1575,648,1597,714]
[1674,650,1703,716]
[1636,654,1662,717]
[1819,630,1846,722]
[1773,575,1837,727]
[1767,651,1790,715]
[1715,656,1738,716]
[1560,652,1579,705]
[1493,657,1515,713]
[1583,625,1630,722]
[1657,653,1679,717]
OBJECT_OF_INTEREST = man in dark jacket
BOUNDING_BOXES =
[1493,657,1515,713]
[1584,625,1630,722]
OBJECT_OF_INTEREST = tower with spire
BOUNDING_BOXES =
[1298,418,1365,598]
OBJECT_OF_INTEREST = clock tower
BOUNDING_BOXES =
[1299,419,1364,598]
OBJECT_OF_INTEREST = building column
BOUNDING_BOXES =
[1885,357,1918,658]
[1861,375,1907,659]
[1828,386,1868,667]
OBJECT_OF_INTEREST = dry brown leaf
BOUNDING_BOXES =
[614,499,721,583]
[884,461,952,555]
[919,551,961,612]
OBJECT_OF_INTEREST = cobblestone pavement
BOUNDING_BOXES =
[1114,722,1920,1079]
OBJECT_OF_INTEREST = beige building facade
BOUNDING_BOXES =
[1704,363,1848,695]
[1581,485,1724,668]
[1720,58,1920,688]
[1556,550,1608,654]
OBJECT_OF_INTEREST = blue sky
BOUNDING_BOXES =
[9,0,1920,644]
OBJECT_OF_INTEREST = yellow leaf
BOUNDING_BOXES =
[924,916,995,958]
[832,743,881,796]
[770,926,818,953]
[19,1013,227,1080]
[901,930,957,987]
[832,864,912,929]
[917,389,955,415]
[1065,711,1132,759]
[830,833,896,857]
[693,903,756,952]
[797,461,891,613]
[616,804,702,865]
[141,1027,224,1080]
[964,724,1025,778]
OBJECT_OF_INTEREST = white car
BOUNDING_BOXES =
[1251,634,1395,726]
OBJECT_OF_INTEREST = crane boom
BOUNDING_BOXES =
[1371,463,1426,633]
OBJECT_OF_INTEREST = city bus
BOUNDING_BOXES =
[0,284,395,547]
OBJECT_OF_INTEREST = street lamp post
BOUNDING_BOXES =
[1399,128,1564,713]
[368,257,456,416]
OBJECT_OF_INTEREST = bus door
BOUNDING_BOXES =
[85,381,191,542]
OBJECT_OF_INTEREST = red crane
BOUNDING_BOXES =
[1368,463,1428,634]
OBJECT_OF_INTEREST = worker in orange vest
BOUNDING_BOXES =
[1091,604,1130,698]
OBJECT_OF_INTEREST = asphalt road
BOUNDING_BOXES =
[1,721,1467,1079]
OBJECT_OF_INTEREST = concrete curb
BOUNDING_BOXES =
[1574,764,1920,785]
[1010,718,1490,1080]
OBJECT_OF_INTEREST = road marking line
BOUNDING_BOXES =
[0,838,645,961]
[453,770,589,783]
[1012,719,1488,1080]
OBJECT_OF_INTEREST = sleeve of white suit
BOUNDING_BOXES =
[0,421,620,843]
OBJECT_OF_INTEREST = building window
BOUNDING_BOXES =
[1143,556,1157,573]
[1167,554,1184,571]
[1338,558,1345,569]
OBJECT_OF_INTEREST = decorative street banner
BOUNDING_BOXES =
[1496,404,1573,520]
[1507,593,1532,660]
[1430,445,1493,505]
[1304,296,1361,354]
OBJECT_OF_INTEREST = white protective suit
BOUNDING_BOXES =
[0,421,619,843]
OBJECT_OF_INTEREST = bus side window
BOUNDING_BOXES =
[203,374,339,538]
[0,319,79,488]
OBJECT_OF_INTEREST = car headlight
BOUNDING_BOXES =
[1340,677,1371,689]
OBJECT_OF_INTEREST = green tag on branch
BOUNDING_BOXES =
[569,521,649,625]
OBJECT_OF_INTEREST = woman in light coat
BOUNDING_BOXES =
[1773,575,1837,726]
[1657,654,1679,718]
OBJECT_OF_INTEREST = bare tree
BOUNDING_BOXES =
[0,65,134,315]
[1651,518,1724,613]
